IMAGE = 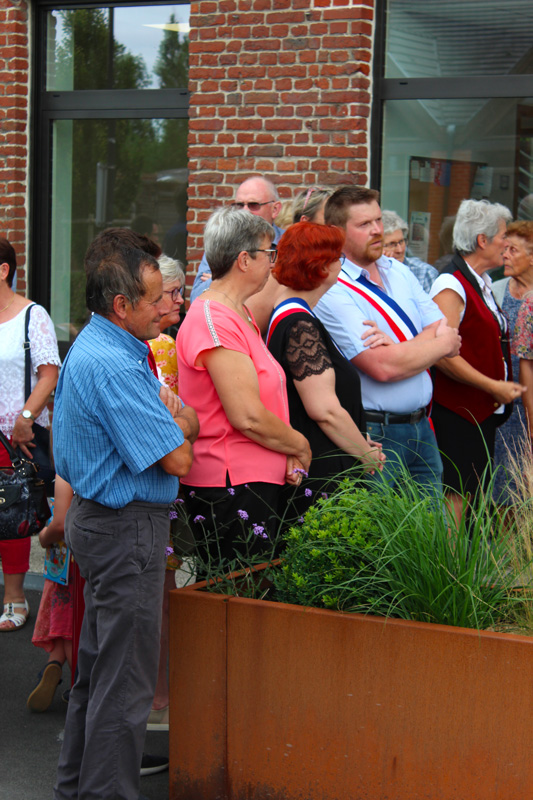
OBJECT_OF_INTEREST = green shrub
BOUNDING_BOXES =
[273,475,527,629]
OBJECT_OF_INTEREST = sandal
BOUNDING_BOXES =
[0,599,29,631]
[27,660,63,712]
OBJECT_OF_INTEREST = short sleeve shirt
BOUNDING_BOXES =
[314,256,442,413]
[53,314,184,508]
[176,298,289,487]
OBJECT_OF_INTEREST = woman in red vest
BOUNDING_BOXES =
[429,199,526,524]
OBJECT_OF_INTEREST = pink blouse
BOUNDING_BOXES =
[176,298,289,487]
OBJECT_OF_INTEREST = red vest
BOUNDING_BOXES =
[433,271,508,424]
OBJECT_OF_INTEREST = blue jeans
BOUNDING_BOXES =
[54,496,169,800]
[365,416,443,497]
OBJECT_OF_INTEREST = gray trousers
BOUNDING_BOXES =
[53,496,169,800]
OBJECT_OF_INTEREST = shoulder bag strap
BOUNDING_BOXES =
[24,304,36,403]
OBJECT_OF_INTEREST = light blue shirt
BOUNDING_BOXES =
[190,222,285,302]
[404,254,438,294]
[314,255,443,414]
[53,313,184,508]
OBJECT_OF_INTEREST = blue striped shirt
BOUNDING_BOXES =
[53,313,183,508]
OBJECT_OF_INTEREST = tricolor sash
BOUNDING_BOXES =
[337,270,419,344]
[266,298,313,346]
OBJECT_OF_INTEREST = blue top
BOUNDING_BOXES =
[404,254,438,294]
[314,255,443,414]
[190,222,285,302]
[53,313,184,508]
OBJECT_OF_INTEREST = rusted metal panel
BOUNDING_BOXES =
[171,581,533,800]
[169,586,229,800]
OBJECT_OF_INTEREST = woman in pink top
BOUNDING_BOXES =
[177,206,311,565]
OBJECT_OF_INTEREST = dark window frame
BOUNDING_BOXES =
[371,0,533,190]
[30,0,190,307]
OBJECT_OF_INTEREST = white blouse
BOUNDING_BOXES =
[0,304,61,437]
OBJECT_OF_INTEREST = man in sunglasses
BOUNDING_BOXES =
[190,176,283,302]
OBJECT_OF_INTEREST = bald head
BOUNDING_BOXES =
[234,176,282,224]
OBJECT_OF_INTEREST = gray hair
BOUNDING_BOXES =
[292,187,333,223]
[204,207,274,280]
[239,175,280,202]
[382,210,408,239]
[158,254,185,286]
[85,246,159,316]
[453,199,512,255]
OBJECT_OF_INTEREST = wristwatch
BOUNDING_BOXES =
[21,409,35,421]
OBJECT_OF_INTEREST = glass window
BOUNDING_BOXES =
[50,117,188,350]
[46,4,190,90]
[380,97,533,267]
[385,1,533,78]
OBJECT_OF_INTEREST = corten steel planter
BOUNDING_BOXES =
[169,571,533,800]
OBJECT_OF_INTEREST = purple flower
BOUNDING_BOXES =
[169,510,178,520]
[305,488,312,498]
[244,484,250,489]
[193,515,205,523]
[165,546,174,558]
[293,467,309,478]
[298,516,305,523]
[321,493,328,500]
[252,523,267,539]
[237,509,249,521]
[189,490,195,497]
[175,498,184,504]
[227,487,235,495]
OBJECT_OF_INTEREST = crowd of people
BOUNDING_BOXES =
[2,174,533,800]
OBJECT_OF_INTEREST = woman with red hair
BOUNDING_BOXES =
[267,222,385,507]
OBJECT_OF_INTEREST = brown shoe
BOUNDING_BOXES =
[27,661,62,712]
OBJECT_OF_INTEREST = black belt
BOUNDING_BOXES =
[365,408,426,425]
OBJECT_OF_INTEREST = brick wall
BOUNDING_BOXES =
[187,0,375,289]
[0,0,29,293]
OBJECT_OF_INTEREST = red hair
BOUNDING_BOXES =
[273,221,345,291]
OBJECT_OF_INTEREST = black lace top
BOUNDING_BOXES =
[268,310,366,493]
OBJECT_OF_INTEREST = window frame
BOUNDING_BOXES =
[30,0,190,307]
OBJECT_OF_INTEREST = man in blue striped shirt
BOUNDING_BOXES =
[53,243,198,800]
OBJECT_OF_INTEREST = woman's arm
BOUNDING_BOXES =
[199,346,311,474]
[11,363,59,457]
[293,367,384,472]
[432,288,525,404]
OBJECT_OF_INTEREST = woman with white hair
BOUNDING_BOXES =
[382,210,438,292]
[146,254,185,394]
[429,199,525,522]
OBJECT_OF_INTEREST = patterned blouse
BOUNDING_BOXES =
[513,294,533,360]
[147,333,179,395]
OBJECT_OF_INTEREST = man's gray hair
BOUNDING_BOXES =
[240,175,280,202]
[204,207,274,280]
[158,254,185,286]
[382,210,408,238]
[453,199,512,255]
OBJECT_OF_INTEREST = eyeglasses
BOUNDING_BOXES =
[164,286,184,302]
[384,238,405,249]
[231,201,275,212]
[251,248,278,264]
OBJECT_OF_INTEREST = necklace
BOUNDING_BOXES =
[209,289,252,322]
[0,293,15,314]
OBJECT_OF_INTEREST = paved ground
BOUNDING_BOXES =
[0,554,171,800]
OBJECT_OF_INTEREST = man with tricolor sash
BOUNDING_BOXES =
[315,186,461,494]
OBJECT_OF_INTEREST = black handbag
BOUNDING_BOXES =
[24,304,55,495]
[0,427,50,540]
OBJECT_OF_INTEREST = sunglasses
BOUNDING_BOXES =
[231,201,275,212]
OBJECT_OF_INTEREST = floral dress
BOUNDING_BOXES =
[493,289,533,504]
